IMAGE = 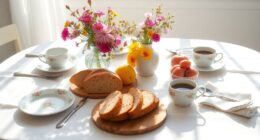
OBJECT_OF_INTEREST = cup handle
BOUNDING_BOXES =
[38,54,47,64]
[214,53,223,62]
[195,85,205,99]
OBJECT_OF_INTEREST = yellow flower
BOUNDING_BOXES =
[128,42,141,56]
[147,31,154,37]
[111,10,119,17]
[127,53,137,67]
[82,30,87,36]
[140,45,153,60]
[64,21,70,27]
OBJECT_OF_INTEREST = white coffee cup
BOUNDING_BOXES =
[192,46,223,68]
[169,79,203,107]
[39,47,68,69]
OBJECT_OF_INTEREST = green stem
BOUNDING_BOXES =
[94,48,101,68]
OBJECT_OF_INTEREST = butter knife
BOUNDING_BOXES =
[56,98,87,129]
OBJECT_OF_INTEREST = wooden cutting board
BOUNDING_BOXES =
[70,80,137,99]
[92,102,167,135]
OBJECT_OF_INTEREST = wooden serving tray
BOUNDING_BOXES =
[70,80,137,99]
[91,102,167,135]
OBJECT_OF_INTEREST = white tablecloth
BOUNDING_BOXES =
[0,38,259,140]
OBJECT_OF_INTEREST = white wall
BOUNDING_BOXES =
[67,0,260,51]
[0,0,16,62]
[1,0,260,63]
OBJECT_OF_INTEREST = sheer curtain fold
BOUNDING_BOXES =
[9,0,66,49]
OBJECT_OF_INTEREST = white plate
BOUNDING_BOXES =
[36,56,76,73]
[193,61,225,72]
[18,89,75,116]
[111,48,128,56]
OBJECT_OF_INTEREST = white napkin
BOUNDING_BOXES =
[199,82,258,118]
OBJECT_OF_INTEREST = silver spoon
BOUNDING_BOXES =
[198,87,238,102]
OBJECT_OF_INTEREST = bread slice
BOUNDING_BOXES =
[127,88,143,117]
[82,71,123,94]
[99,91,122,120]
[130,90,158,119]
[69,69,93,88]
[110,93,134,121]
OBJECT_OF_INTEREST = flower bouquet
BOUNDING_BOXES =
[61,0,122,68]
[127,6,174,76]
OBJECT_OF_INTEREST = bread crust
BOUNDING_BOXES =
[130,90,158,119]
[99,91,123,120]
[110,93,134,121]
[127,88,143,116]
[69,69,93,88]
[82,71,123,94]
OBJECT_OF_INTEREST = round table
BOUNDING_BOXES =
[0,38,259,140]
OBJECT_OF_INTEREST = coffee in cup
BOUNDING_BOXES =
[39,47,68,69]
[192,46,223,68]
[169,79,202,107]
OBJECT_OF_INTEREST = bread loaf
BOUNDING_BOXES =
[69,69,93,88]
[127,88,143,117]
[110,93,134,121]
[99,91,122,120]
[70,68,123,95]
[82,71,123,94]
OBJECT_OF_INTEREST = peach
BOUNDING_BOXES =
[180,60,191,69]
[171,67,185,78]
[170,64,180,73]
[171,55,188,66]
[185,68,198,77]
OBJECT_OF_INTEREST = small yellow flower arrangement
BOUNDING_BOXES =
[127,41,153,67]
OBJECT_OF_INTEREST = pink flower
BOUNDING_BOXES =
[145,19,155,27]
[96,43,111,53]
[156,15,165,21]
[152,33,160,42]
[94,10,105,17]
[92,22,106,32]
[61,28,69,40]
[95,29,115,44]
[115,36,121,47]
[79,12,92,24]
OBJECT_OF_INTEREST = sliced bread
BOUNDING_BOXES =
[130,90,158,119]
[110,93,134,121]
[99,91,122,120]
[82,71,123,94]
[127,88,143,117]
[69,69,93,88]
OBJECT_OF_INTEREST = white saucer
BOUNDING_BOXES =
[193,61,225,72]
[36,56,76,73]
[18,89,75,116]
[111,48,128,56]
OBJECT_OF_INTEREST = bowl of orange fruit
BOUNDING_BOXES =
[170,55,199,80]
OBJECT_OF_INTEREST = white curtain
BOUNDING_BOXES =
[9,0,66,49]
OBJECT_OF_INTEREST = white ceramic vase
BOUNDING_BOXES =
[135,44,159,77]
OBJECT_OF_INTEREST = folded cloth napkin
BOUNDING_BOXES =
[199,82,258,118]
